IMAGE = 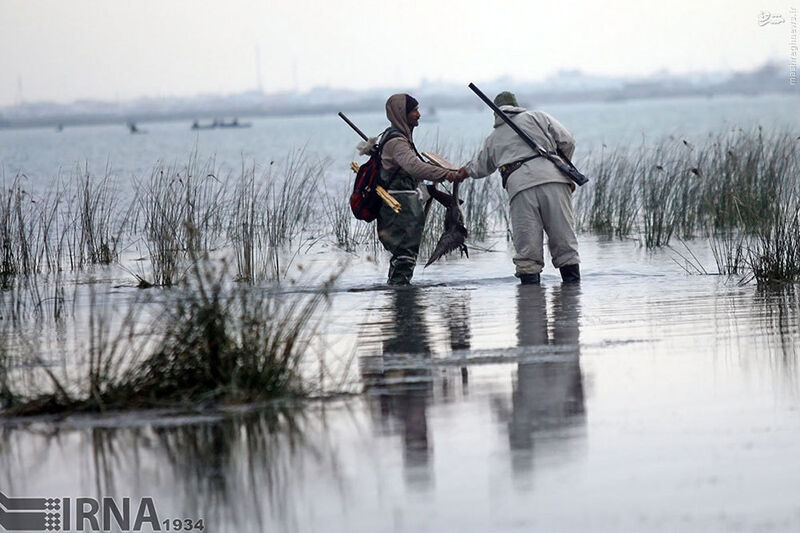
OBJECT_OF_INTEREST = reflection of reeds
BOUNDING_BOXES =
[146,406,316,529]
[0,404,341,532]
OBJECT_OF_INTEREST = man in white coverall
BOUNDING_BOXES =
[458,91,580,284]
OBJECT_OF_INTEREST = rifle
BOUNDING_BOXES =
[467,83,589,187]
[338,112,401,213]
[337,112,369,142]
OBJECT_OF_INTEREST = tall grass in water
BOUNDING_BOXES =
[134,167,184,286]
[262,153,322,278]
[133,155,226,286]
[0,174,77,289]
[263,152,319,248]
[1,151,343,288]
[228,153,324,282]
[709,230,747,275]
[229,162,274,282]
[641,145,681,248]
[0,260,334,416]
[0,176,38,281]
[118,261,331,406]
[319,177,377,253]
[460,177,499,242]
[0,167,136,285]
[748,192,800,284]
[77,163,129,266]
[577,128,800,282]
[578,146,640,237]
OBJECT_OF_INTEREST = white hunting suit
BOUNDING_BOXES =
[465,105,580,277]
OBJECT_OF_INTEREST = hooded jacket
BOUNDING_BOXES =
[465,105,576,202]
[380,94,451,186]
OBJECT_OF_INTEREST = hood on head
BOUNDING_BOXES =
[385,93,414,138]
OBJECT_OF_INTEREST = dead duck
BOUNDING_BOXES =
[425,181,468,267]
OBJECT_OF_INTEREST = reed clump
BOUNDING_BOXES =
[0,176,40,282]
[0,168,136,285]
[748,193,800,284]
[133,154,228,287]
[0,260,333,416]
[576,146,640,237]
[320,178,377,253]
[77,163,129,267]
[108,262,332,408]
[228,162,269,282]
[577,128,800,282]
[227,153,327,282]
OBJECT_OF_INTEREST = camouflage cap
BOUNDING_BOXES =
[493,91,518,107]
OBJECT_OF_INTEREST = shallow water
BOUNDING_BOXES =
[3,236,800,532]
[2,93,800,531]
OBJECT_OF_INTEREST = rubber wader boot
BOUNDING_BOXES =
[560,264,581,283]
[519,273,541,285]
[388,256,416,285]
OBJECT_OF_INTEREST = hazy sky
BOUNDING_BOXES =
[0,0,795,106]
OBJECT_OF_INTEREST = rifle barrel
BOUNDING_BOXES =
[338,112,369,141]
[467,82,588,186]
[467,83,543,156]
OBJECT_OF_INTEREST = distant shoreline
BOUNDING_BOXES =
[1,86,796,132]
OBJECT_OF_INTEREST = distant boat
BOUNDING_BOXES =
[218,118,251,128]
[191,119,218,130]
[191,118,251,130]
[127,121,146,134]
[55,123,63,132]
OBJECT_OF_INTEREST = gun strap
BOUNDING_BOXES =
[500,155,542,188]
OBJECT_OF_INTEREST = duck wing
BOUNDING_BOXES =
[425,224,468,267]
[424,182,468,267]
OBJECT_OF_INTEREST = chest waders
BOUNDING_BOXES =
[377,169,426,285]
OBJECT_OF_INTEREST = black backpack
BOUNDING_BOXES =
[350,128,403,222]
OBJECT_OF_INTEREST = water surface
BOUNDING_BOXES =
[4,236,800,532]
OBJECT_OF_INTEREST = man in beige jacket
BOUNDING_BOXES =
[460,91,580,284]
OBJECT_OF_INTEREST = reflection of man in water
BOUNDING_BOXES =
[509,284,585,469]
[443,290,471,390]
[358,288,433,483]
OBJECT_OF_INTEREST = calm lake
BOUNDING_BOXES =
[1,93,800,532]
